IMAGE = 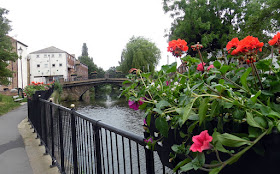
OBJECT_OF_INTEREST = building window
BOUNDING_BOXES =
[37,64,40,68]
[52,54,54,58]
[59,54,62,57]
[36,55,40,58]
[44,64,48,68]
[59,63,62,67]
[44,54,47,58]
[52,64,55,67]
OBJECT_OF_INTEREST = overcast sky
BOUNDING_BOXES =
[1,0,175,71]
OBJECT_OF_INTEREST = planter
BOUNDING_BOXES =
[145,114,280,173]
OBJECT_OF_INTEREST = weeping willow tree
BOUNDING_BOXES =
[118,36,161,73]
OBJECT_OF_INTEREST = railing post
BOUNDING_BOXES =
[58,108,65,173]
[49,98,56,167]
[70,104,78,174]
[94,124,102,174]
[43,98,48,155]
[145,148,155,174]
[144,132,155,174]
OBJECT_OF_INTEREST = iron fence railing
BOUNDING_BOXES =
[27,93,177,174]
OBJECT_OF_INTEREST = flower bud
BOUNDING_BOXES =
[154,132,159,137]
[157,141,163,146]
[166,115,171,121]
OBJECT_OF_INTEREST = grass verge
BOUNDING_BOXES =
[0,94,22,116]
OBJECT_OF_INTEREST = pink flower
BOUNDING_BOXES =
[143,118,147,125]
[166,81,170,86]
[197,63,206,72]
[189,130,213,152]
[207,64,214,71]
[144,138,153,143]
[128,98,144,110]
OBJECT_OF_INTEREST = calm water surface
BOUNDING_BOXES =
[61,93,173,174]
[62,95,144,135]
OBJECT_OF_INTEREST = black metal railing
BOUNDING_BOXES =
[27,93,175,174]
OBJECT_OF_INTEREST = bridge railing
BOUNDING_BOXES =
[27,94,176,174]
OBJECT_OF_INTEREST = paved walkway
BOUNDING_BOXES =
[0,104,33,174]
[0,104,60,174]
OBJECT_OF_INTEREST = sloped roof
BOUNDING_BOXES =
[30,46,67,54]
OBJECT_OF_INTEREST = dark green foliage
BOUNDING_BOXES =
[78,43,105,78]
[118,36,161,73]
[0,8,17,85]
[163,0,279,59]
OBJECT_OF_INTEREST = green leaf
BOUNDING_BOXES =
[180,162,194,172]
[173,158,191,172]
[199,98,209,126]
[181,98,197,126]
[156,100,171,110]
[141,72,152,79]
[210,100,219,117]
[155,117,169,137]
[277,122,280,132]
[122,80,132,85]
[188,121,199,133]
[152,108,163,115]
[246,111,265,130]
[218,133,252,147]
[191,82,203,92]
[213,61,221,69]
[240,67,252,92]
[250,90,261,104]
[248,126,262,138]
[192,153,205,170]
[219,65,230,75]
[209,167,222,174]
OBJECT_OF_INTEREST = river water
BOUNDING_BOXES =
[61,92,173,174]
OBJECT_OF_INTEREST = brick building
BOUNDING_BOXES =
[75,60,88,80]
[0,37,28,91]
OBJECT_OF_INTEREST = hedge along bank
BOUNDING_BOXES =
[121,32,280,173]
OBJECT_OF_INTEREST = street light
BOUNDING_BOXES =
[18,47,24,98]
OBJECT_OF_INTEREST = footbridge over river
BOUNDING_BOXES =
[61,78,127,101]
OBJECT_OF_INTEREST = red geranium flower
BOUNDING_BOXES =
[190,130,213,152]
[268,32,280,46]
[235,36,263,55]
[167,39,188,57]
[226,38,239,55]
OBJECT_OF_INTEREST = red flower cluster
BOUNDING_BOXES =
[167,39,188,57]
[226,36,264,56]
[226,38,239,55]
[268,32,280,46]
[30,81,45,86]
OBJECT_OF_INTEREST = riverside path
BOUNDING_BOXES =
[0,104,33,173]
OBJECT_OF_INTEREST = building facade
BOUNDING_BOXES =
[0,37,28,91]
[29,46,88,83]
[75,60,88,80]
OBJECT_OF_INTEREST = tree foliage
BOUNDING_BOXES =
[78,43,105,78]
[119,36,161,73]
[163,0,280,59]
[0,8,17,85]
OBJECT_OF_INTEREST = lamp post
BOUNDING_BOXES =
[18,47,24,98]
